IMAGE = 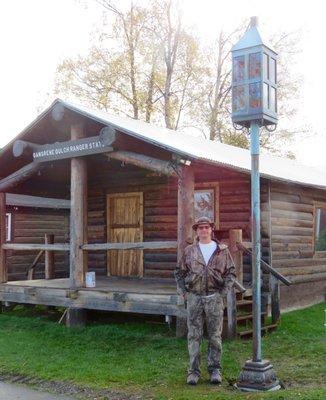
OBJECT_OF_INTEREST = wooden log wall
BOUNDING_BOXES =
[87,160,279,284]
[265,181,326,287]
[6,208,69,281]
[88,160,178,279]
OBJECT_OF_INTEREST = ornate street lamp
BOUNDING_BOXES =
[232,17,281,392]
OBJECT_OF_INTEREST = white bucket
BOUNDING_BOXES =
[85,271,96,288]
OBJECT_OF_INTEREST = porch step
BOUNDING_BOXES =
[236,311,266,324]
[238,323,278,339]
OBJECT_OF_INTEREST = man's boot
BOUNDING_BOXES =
[210,369,222,384]
[187,373,200,385]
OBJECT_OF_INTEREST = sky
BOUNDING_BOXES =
[0,0,325,169]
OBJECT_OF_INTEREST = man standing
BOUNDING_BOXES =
[174,216,236,385]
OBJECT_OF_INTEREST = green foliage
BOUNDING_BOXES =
[316,229,326,251]
[0,303,325,399]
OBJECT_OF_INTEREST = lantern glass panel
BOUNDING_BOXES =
[263,83,269,108]
[270,58,276,83]
[270,87,276,111]
[233,56,245,82]
[249,52,261,79]
[263,53,269,79]
[249,83,261,108]
[233,85,246,112]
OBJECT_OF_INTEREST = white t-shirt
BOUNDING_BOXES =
[199,241,217,265]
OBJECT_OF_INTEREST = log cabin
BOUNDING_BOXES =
[0,98,325,337]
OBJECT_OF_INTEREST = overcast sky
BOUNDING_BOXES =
[0,0,325,168]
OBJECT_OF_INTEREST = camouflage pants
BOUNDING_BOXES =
[186,292,224,377]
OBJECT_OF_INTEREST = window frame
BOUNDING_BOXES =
[5,212,12,242]
[194,182,220,230]
[313,201,326,255]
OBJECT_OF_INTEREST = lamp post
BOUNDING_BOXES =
[232,17,281,392]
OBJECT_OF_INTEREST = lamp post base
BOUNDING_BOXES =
[235,359,281,392]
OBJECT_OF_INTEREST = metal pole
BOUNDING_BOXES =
[250,121,261,362]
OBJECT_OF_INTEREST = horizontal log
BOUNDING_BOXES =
[270,192,313,205]
[145,262,175,270]
[271,226,313,236]
[270,209,313,221]
[270,218,313,229]
[284,272,326,284]
[278,265,326,276]
[14,229,69,237]
[81,241,178,251]
[273,258,326,268]
[219,204,251,212]
[271,243,313,251]
[0,162,43,191]
[14,214,68,222]
[220,212,249,222]
[15,220,69,229]
[272,250,314,260]
[144,269,174,278]
[6,193,70,209]
[269,201,313,213]
[2,243,69,251]
[144,191,177,200]
[107,151,178,177]
[220,195,249,204]
[145,199,177,207]
[145,207,177,216]
[144,215,177,223]
[272,235,313,244]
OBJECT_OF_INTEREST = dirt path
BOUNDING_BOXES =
[0,381,74,400]
[0,374,145,400]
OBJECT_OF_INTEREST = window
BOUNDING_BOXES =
[315,205,326,251]
[194,184,219,229]
[5,213,12,242]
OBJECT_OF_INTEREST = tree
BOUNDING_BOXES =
[54,1,306,157]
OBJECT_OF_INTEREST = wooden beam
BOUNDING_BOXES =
[229,229,243,285]
[2,243,69,251]
[45,234,55,279]
[26,250,45,280]
[107,151,178,177]
[81,241,178,251]
[70,123,87,289]
[226,287,237,339]
[0,193,7,283]
[6,193,70,209]
[177,165,194,257]
[13,133,115,162]
[0,162,43,192]
[176,165,194,337]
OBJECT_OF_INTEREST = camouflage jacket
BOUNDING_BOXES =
[174,239,236,296]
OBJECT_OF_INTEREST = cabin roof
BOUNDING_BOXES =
[1,98,325,190]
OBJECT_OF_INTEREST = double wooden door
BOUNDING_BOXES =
[106,192,143,277]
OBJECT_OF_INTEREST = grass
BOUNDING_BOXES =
[0,302,325,399]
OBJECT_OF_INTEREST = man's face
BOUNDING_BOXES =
[196,224,212,240]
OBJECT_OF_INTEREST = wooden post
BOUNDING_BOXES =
[0,193,7,283]
[270,275,280,323]
[176,165,194,338]
[70,123,88,289]
[45,234,55,279]
[66,308,87,327]
[229,229,243,285]
[226,229,242,339]
[267,181,280,324]
[226,287,237,339]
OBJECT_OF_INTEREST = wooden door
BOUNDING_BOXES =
[107,192,143,277]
